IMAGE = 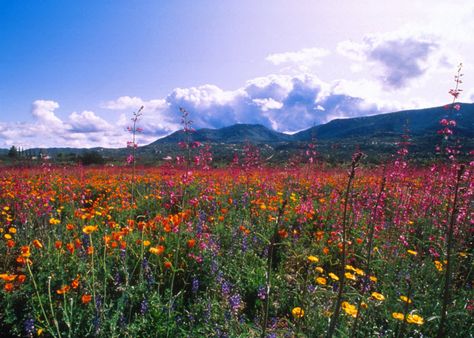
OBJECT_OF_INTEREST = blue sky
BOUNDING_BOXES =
[1,0,473,148]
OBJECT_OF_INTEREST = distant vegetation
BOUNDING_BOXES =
[1,103,473,167]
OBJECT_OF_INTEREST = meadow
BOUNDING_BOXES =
[0,154,472,337]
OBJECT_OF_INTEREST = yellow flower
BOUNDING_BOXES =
[143,240,151,247]
[8,227,16,234]
[400,295,412,304]
[291,307,304,319]
[345,272,357,281]
[49,217,61,225]
[149,245,165,255]
[82,225,98,234]
[316,277,327,285]
[307,255,319,263]
[371,292,385,301]
[361,302,368,309]
[315,267,324,273]
[369,275,377,282]
[406,313,424,325]
[434,260,443,272]
[341,301,357,317]
[328,272,339,281]
[345,264,356,271]
[392,312,404,321]
[4,234,12,240]
[407,250,418,256]
[459,252,467,258]
[354,268,365,276]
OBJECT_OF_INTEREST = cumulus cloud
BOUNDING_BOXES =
[2,70,409,149]
[103,96,167,112]
[266,47,330,73]
[68,111,113,133]
[31,100,63,126]
[338,34,441,89]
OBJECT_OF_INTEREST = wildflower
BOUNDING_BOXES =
[49,217,61,225]
[406,313,424,325]
[316,277,327,285]
[328,272,339,281]
[345,272,357,281]
[21,246,31,257]
[229,293,242,313]
[307,255,319,263]
[0,274,17,282]
[434,260,443,271]
[23,318,35,336]
[370,275,377,282]
[392,312,405,321]
[4,234,12,240]
[361,302,368,309]
[32,239,43,249]
[371,292,385,301]
[187,239,196,248]
[164,261,172,269]
[4,283,14,292]
[407,250,417,256]
[140,298,149,315]
[18,275,26,283]
[8,227,16,234]
[400,295,412,304]
[37,328,44,336]
[291,307,304,319]
[341,301,357,317]
[57,285,71,295]
[315,267,324,273]
[82,225,98,234]
[354,268,365,276]
[149,245,165,255]
[82,294,92,304]
[71,276,80,289]
[143,240,151,247]
[345,264,356,271]
[323,247,330,255]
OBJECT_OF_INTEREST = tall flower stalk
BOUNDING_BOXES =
[436,164,465,338]
[327,151,362,338]
[127,105,144,205]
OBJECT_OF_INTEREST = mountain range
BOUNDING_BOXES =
[147,103,473,145]
[2,103,473,163]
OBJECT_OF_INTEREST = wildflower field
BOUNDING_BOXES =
[0,158,472,337]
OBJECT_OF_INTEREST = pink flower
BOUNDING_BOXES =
[126,154,135,164]
[453,104,461,111]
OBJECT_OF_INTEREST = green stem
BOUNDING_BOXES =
[436,164,465,338]
[327,152,362,338]
[48,277,62,338]
[26,261,54,337]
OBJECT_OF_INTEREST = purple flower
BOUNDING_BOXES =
[229,293,242,312]
[257,286,267,300]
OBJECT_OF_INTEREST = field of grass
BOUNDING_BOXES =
[0,158,472,337]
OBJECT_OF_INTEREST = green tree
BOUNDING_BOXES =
[8,146,18,158]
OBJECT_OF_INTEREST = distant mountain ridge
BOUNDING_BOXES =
[2,103,473,158]
[147,103,474,146]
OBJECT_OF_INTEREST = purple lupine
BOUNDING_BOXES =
[229,293,242,312]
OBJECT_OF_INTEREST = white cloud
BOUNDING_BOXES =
[266,47,330,73]
[338,33,443,89]
[31,100,63,126]
[69,111,113,132]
